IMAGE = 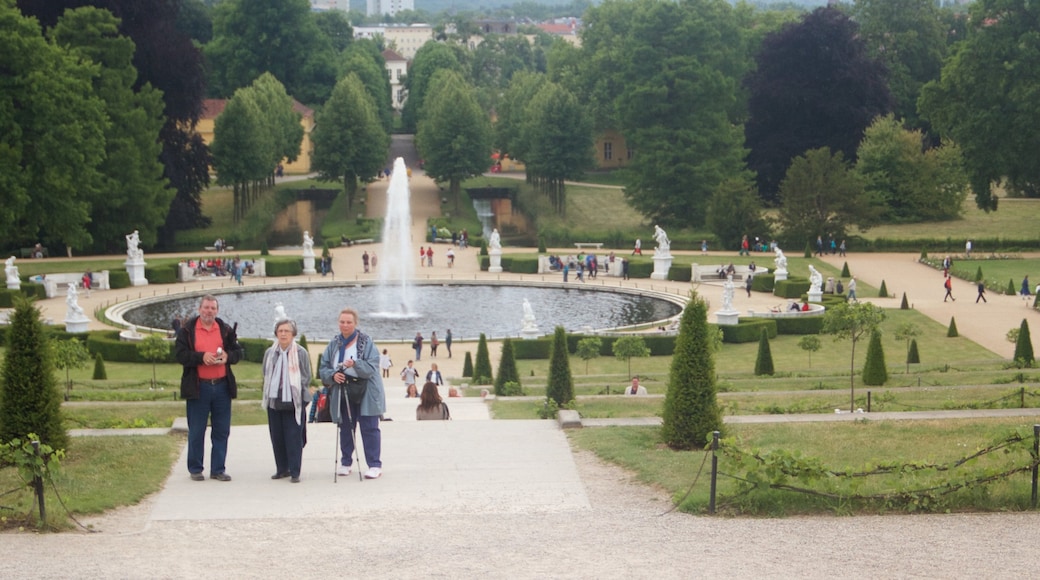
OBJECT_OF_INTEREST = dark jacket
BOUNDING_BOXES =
[175,316,243,400]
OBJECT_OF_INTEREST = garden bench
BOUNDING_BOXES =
[573,242,604,250]
[204,245,234,252]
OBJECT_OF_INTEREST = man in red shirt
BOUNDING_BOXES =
[175,295,242,481]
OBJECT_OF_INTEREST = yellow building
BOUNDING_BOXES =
[197,98,315,175]
[594,129,632,169]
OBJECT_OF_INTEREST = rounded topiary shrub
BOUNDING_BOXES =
[92,352,107,380]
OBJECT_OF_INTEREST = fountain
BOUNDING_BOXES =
[375,157,418,318]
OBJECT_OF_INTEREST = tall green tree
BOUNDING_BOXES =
[856,115,967,223]
[211,88,271,223]
[919,0,1040,208]
[1014,319,1034,368]
[473,333,493,385]
[575,337,602,374]
[861,330,888,386]
[521,81,594,217]
[662,291,722,449]
[416,69,493,212]
[250,73,304,173]
[495,71,546,161]
[744,6,893,202]
[50,7,171,254]
[342,41,393,134]
[401,41,463,132]
[51,338,90,401]
[0,298,68,451]
[823,301,886,412]
[545,326,575,407]
[310,73,389,212]
[754,329,774,376]
[776,148,878,247]
[494,338,521,396]
[581,0,751,227]
[706,177,772,252]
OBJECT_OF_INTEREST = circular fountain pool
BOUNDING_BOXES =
[116,281,685,341]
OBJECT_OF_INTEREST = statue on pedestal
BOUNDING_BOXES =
[774,247,787,272]
[66,283,84,319]
[722,274,735,312]
[126,230,143,261]
[522,298,537,330]
[488,228,502,251]
[302,231,314,255]
[274,303,288,323]
[5,256,19,285]
[653,225,670,254]
[808,265,823,293]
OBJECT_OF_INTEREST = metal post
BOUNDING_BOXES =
[867,391,871,413]
[1032,425,1039,509]
[1022,387,1026,409]
[31,440,45,524]
[709,431,720,515]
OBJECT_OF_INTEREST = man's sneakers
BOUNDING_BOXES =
[211,473,232,482]
[336,464,352,477]
[190,473,205,481]
[363,467,382,479]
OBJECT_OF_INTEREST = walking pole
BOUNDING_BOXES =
[343,397,364,482]
[334,419,340,483]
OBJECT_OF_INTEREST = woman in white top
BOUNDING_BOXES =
[379,348,393,378]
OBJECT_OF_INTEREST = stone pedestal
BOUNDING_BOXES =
[65,317,89,333]
[488,249,503,273]
[520,326,541,340]
[715,310,740,326]
[302,255,317,275]
[808,289,823,303]
[651,254,673,280]
[6,280,20,291]
[125,259,148,286]
[774,269,788,282]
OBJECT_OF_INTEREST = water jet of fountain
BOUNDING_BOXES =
[375,157,419,319]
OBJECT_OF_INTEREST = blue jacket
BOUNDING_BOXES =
[319,331,386,419]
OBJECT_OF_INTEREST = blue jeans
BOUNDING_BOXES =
[186,379,232,475]
[414,347,421,361]
[267,406,305,477]
[338,399,381,468]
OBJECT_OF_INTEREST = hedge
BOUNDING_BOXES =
[668,266,692,282]
[145,263,179,284]
[109,270,131,289]
[86,330,174,363]
[774,316,824,334]
[511,333,679,359]
[265,258,303,277]
[750,273,775,293]
[0,284,46,307]
[719,319,777,343]
[774,278,811,299]
[238,337,270,363]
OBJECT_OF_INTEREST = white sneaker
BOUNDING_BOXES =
[336,465,352,477]
[363,467,382,479]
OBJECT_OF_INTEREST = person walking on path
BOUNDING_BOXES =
[430,331,439,357]
[445,329,453,358]
[413,332,423,361]
[976,282,987,303]
[362,251,370,274]
[839,240,846,257]
[320,307,386,480]
[745,274,753,298]
[400,360,419,392]
[175,295,243,482]
[1021,276,1031,301]
[944,276,955,302]
[632,238,642,255]
[966,240,973,258]
[847,277,857,302]
[379,348,393,378]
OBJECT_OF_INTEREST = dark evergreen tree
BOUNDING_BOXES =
[0,298,68,450]
[92,353,107,380]
[907,338,920,365]
[754,328,775,376]
[841,262,850,278]
[900,293,909,309]
[878,280,889,298]
[462,351,473,378]
[662,291,723,449]
[473,333,493,385]
[975,266,983,282]
[494,339,521,396]
[862,330,888,386]
[744,6,893,202]
[1014,319,1034,368]
[298,334,308,352]
[545,326,575,407]
[947,317,958,337]
[1007,279,1016,295]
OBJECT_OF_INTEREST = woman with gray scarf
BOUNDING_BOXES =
[263,319,312,483]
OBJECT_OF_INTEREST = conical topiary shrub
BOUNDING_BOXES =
[538,238,547,253]
[1014,319,1034,368]
[878,280,889,298]
[975,266,983,282]
[545,326,575,407]
[900,293,909,309]
[947,317,959,337]
[862,331,888,386]
[92,352,107,380]
[462,351,473,378]
[298,334,308,352]
[920,249,928,260]
[803,241,812,258]
[662,291,723,449]
[1007,278,1016,295]
[260,240,269,256]
[754,328,774,376]
[841,262,850,278]
[494,339,521,395]
[907,338,920,364]
[473,334,493,385]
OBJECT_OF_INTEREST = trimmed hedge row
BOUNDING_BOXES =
[751,273,775,293]
[774,316,824,334]
[0,284,45,307]
[86,330,174,363]
[774,278,810,299]
[145,263,179,284]
[109,270,131,289]
[719,319,777,343]
[265,258,304,277]
[510,333,681,359]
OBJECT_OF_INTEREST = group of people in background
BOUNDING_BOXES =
[187,256,251,284]
[411,329,452,360]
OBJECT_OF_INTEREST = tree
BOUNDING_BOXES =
[798,335,821,368]
[92,352,107,380]
[51,338,91,401]
[473,333,493,385]
[416,70,493,212]
[50,7,172,254]
[0,297,68,451]
[612,336,650,379]
[581,0,751,227]
[545,326,575,407]
[1014,319,1034,368]
[754,328,775,376]
[947,317,958,337]
[138,334,171,390]
[662,291,722,449]
[822,300,886,412]
[520,81,594,216]
[776,148,879,247]
[310,73,388,212]
[707,178,772,252]
[575,337,602,374]
[205,0,337,104]
[919,0,1040,208]
[894,322,922,374]
[462,351,473,378]
[494,339,521,396]
[211,88,271,223]
[342,41,393,134]
[401,41,463,132]
[856,115,967,223]
[907,339,920,365]
[861,330,888,386]
[494,71,546,162]
[744,6,893,202]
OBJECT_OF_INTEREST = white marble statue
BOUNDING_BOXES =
[774,247,788,271]
[522,298,537,330]
[722,274,735,312]
[126,230,142,261]
[809,265,823,293]
[488,228,502,251]
[302,231,314,255]
[274,302,288,323]
[653,225,670,254]
[66,283,84,318]
[5,256,18,285]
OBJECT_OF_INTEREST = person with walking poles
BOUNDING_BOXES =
[176,295,243,482]
[320,308,386,480]
[263,319,312,483]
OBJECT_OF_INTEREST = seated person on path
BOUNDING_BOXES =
[788,301,802,312]
[416,381,451,420]
[624,377,648,395]
[405,384,419,398]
